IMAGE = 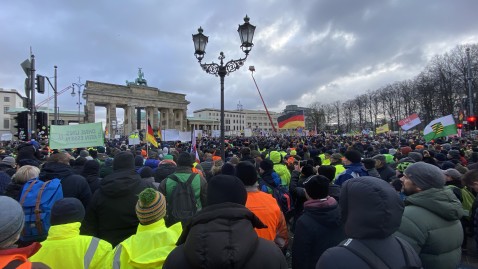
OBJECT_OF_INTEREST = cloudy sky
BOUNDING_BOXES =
[1,0,477,124]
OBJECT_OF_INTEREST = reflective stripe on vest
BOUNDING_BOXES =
[84,237,100,269]
[113,245,123,269]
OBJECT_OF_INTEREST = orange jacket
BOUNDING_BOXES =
[245,191,288,249]
[0,242,43,269]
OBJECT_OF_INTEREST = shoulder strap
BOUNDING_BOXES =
[35,180,51,235]
[395,236,422,268]
[4,259,25,269]
[186,173,197,185]
[20,179,38,205]
[340,238,390,269]
[168,174,180,183]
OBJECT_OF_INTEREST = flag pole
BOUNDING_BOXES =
[145,111,149,157]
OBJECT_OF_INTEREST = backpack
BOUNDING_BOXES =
[447,185,474,219]
[19,178,63,242]
[260,179,291,214]
[165,173,198,227]
[340,237,422,269]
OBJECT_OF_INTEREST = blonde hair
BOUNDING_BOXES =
[12,165,40,184]
[211,159,224,176]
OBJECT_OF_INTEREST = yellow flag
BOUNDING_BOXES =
[376,123,390,134]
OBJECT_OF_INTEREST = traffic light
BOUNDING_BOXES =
[36,111,48,139]
[36,74,45,94]
[457,123,463,129]
[13,111,29,141]
[468,116,476,123]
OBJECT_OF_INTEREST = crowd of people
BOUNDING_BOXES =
[0,133,476,268]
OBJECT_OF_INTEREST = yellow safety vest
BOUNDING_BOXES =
[110,219,182,269]
[29,222,112,269]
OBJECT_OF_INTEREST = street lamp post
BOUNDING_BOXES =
[466,48,474,117]
[192,15,256,160]
[71,80,84,123]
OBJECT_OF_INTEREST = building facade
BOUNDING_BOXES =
[0,89,25,136]
[192,108,280,135]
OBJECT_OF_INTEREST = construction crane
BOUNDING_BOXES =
[36,85,73,109]
[249,66,277,133]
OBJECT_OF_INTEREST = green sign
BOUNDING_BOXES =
[49,122,104,149]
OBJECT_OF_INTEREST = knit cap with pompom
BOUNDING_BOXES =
[135,188,166,225]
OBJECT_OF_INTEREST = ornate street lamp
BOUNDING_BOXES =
[192,15,256,160]
[71,80,85,123]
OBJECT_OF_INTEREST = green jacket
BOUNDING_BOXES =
[396,188,465,269]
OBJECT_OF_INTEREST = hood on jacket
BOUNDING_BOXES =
[269,151,282,164]
[39,162,75,180]
[344,163,366,173]
[405,187,465,221]
[178,203,266,268]
[100,171,142,198]
[303,197,342,228]
[81,160,100,177]
[340,176,404,239]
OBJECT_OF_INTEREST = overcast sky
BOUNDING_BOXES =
[1,0,477,124]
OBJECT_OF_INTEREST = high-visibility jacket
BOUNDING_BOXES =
[333,164,346,181]
[319,154,331,165]
[30,222,112,269]
[110,219,182,269]
[0,242,42,269]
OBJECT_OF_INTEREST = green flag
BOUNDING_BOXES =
[423,115,457,142]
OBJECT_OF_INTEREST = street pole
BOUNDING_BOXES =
[466,48,474,117]
[54,66,58,125]
[219,66,226,160]
[30,54,36,140]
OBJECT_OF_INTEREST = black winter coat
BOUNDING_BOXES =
[377,164,396,182]
[81,160,101,194]
[316,177,421,269]
[163,203,288,269]
[292,199,345,269]
[80,168,154,246]
[153,162,176,183]
[39,162,92,208]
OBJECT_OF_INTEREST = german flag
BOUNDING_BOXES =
[278,111,305,129]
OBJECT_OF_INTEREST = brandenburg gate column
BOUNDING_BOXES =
[153,108,159,130]
[160,109,169,130]
[86,102,95,123]
[124,105,135,135]
[169,108,174,129]
[107,103,117,137]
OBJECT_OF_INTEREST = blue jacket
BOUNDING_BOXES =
[335,163,368,186]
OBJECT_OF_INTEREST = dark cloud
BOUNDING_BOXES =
[1,0,477,124]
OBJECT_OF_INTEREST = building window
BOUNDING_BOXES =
[3,119,9,129]
[3,107,9,114]
[4,97,10,102]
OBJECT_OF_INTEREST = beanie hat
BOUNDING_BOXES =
[0,196,25,248]
[113,151,135,171]
[235,161,258,186]
[207,175,247,206]
[441,161,455,170]
[444,168,462,181]
[221,163,236,175]
[80,150,89,158]
[404,162,446,190]
[1,156,16,168]
[97,146,106,153]
[140,166,153,178]
[330,153,343,161]
[177,152,193,167]
[301,164,316,178]
[259,159,274,171]
[407,152,423,162]
[435,153,447,162]
[303,175,330,199]
[344,150,362,163]
[135,188,167,225]
[447,150,461,159]
[163,154,174,160]
[50,198,86,225]
[269,151,282,164]
[135,155,144,167]
[317,165,336,182]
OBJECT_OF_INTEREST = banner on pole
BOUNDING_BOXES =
[49,122,104,149]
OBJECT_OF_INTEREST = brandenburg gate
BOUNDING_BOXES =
[82,73,189,136]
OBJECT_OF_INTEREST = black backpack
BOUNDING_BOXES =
[340,237,422,269]
[165,173,198,227]
[259,179,291,214]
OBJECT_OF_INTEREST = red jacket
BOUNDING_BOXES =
[0,243,48,269]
